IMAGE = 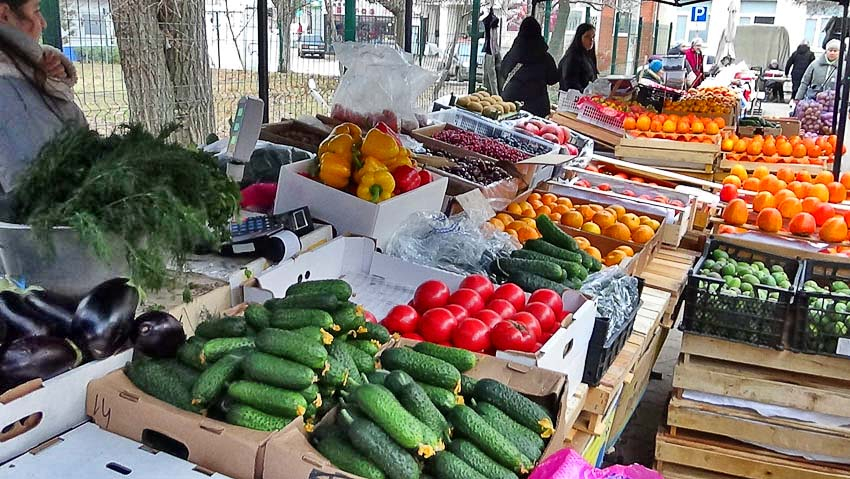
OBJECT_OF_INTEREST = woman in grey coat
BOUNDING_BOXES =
[795,39,842,101]
[0,0,86,195]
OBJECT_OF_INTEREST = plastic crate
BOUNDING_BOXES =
[557,89,582,114]
[682,239,801,349]
[577,103,625,135]
[792,260,850,358]
[662,55,687,71]
[582,278,644,386]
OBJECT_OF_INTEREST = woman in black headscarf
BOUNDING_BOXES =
[558,23,598,92]
[500,17,559,118]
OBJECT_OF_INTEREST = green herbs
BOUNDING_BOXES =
[13,124,240,291]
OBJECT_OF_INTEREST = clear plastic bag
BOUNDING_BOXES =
[385,211,518,276]
[581,267,640,343]
[529,448,663,479]
[330,42,438,131]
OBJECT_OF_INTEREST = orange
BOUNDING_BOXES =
[624,117,638,131]
[789,212,816,236]
[796,170,813,183]
[777,142,793,157]
[616,245,635,257]
[604,222,632,242]
[496,213,514,224]
[788,181,809,199]
[778,197,802,219]
[828,182,847,203]
[802,196,823,214]
[536,205,552,216]
[677,121,691,134]
[488,218,505,231]
[742,177,761,192]
[729,164,748,181]
[581,222,602,235]
[723,198,749,226]
[774,189,797,205]
[733,139,748,153]
[820,217,849,243]
[527,193,542,202]
[604,250,628,267]
[549,213,562,223]
[588,204,604,212]
[650,120,663,132]
[691,120,705,134]
[809,183,830,203]
[521,208,536,218]
[662,120,676,133]
[522,217,537,226]
[585,247,603,261]
[753,166,770,179]
[841,172,850,190]
[752,192,776,212]
[516,226,540,243]
[792,143,807,158]
[556,197,573,208]
[713,117,727,129]
[747,140,763,156]
[635,115,651,131]
[776,168,795,184]
[723,175,742,187]
[721,138,735,152]
[529,199,544,209]
[620,213,641,231]
[574,236,591,250]
[631,225,655,244]
[504,229,519,240]
[592,211,617,229]
[645,218,661,231]
[561,210,585,228]
[758,174,783,194]
[578,205,596,221]
[812,203,836,226]
[541,193,558,205]
[756,208,783,233]
[552,204,570,215]
[507,220,529,231]
[815,171,835,185]
[607,204,627,219]
[506,203,523,215]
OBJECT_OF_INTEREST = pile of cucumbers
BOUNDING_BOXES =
[493,215,601,293]
[124,279,392,432]
[313,341,556,479]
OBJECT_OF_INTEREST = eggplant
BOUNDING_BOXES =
[0,291,52,341]
[72,278,140,360]
[0,336,82,392]
[23,290,79,338]
[131,311,186,358]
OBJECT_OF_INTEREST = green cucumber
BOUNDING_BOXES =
[191,353,245,408]
[242,351,317,390]
[383,369,415,391]
[473,401,543,461]
[430,451,488,479]
[385,372,451,443]
[199,337,255,364]
[495,258,565,282]
[524,239,583,263]
[418,382,462,412]
[243,304,271,330]
[227,380,307,417]
[161,359,201,390]
[125,359,196,412]
[320,354,353,388]
[300,383,323,408]
[195,316,247,339]
[511,249,586,279]
[176,336,207,370]
[412,342,477,373]
[360,322,391,343]
[380,347,462,392]
[349,339,381,356]
[286,279,352,302]
[226,403,291,431]
[449,439,518,479]
[448,406,532,474]
[577,249,602,272]
[352,384,435,456]
[338,409,421,479]
[338,341,377,373]
[508,271,568,294]
[255,328,328,370]
[365,369,390,385]
[315,435,386,479]
[265,294,339,311]
[535,215,579,252]
[460,375,478,397]
[331,303,366,335]
[292,326,334,345]
[269,308,334,330]
[473,378,554,438]
[328,341,361,378]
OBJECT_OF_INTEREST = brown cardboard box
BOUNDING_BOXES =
[262,343,572,479]
[86,370,286,479]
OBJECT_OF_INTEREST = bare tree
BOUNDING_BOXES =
[222,0,246,69]
[433,8,467,99]
[274,0,300,72]
[549,0,570,62]
[375,0,406,45]
[109,0,214,143]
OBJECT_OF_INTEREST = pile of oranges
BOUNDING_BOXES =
[503,193,661,245]
[624,113,724,141]
[721,134,842,165]
[722,165,849,204]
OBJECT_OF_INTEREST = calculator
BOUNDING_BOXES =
[228,206,315,243]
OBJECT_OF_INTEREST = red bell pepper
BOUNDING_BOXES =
[392,165,421,194]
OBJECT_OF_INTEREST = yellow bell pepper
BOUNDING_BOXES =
[318,152,352,189]
[361,128,400,162]
[331,123,363,141]
[357,169,396,203]
[353,156,386,183]
[383,149,414,172]
[319,133,356,156]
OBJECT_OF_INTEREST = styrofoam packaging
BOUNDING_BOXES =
[0,422,232,478]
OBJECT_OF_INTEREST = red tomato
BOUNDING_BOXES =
[362,309,378,324]
[524,302,557,333]
[412,280,450,313]
[452,318,491,352]
[418,308,457,343]
[448,289,485,315]
[490,320,536,352]
[529,289,564,319]
[492,283,526,311]
[444,304,469,323]
[459,275,495,301]
[486,299,517,319]
[511,312,542,342]
[381,305,419,334]
[401,332,424,341]
[472,309,503,329]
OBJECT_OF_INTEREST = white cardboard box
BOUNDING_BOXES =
[0,350,132,464]
[0,422,232,478]
[244,236,463,320]
[496,290,597,398]
[273,161,449,249]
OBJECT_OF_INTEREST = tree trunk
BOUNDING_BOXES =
[549,1,570,63]
[433,8,466,99]
[375,0,405,47]
[274,0,295,72]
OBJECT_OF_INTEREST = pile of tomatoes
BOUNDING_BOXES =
[381,275,567,354]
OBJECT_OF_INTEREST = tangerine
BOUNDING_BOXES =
[721,138,735,152]
[517,226,540,243]
[677,121,691,134]
[616,245,635,257]
[753,166,770,179]
[620,213,641,231]
[691,121,705,134]
[592,211,617,229]
[631,225,655,244]
[607,204,627,219]
[662,120,676,133]
[561,210,585,228]
[574,236,591,250]
[625,117,639,131]
[581,222,602,235]
[604,222,632,241]
[756,208,783,233]
[585,247,603,261]
[815,170,835,185]
[777,142,793,157]
[541,193,558,205]
[705,121,720,135]
[809,183,830,202]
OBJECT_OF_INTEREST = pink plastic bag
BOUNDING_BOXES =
[528,449,663,479]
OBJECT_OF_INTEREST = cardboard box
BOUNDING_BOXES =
[764,116,801,137]
[0,422,232,478]
[273,160,449,249]
[86,370,283,479]
[262,346,572,479]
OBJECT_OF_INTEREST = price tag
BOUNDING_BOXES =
[837,338,850,358]
[455,189,496,218]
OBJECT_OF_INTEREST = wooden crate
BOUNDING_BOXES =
[640,246,700,326]
[550,112,621,150]
[615,136,720,173]
[715,157,826,181]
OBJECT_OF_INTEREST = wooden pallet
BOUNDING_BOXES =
[640,246,700,326]
[614,146,719,173]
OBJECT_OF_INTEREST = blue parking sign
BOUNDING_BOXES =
[691,6,707,22]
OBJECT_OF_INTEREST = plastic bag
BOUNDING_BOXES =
[529,448,663,479]
[581,267,639,344]
[205,139,313,187]
[583,78,612,96]
[330,42,438,131]
[386,211,517,276]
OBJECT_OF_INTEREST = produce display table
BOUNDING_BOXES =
[550,112,621,151]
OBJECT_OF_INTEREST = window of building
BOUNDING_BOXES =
[804,18,818,44]
[753,16,774,24]
[739,0,777,26]
[675,15,687,43]
[567,10,583,31]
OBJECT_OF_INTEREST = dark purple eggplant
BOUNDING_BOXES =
[23,290,78,338]
[0,291,52,341]
[0,336,82,392]
[72,278,140,360]
[131,311,186,358]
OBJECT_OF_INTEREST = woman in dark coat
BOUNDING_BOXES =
[558,23,598,93]
[785,41,816,101]
[500,17,559,118]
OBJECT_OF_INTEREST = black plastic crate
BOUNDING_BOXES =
[681,239,801,349]
[793,259,850,357]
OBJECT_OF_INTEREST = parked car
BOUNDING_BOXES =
[451,39,485,82]
[298,34,326,59]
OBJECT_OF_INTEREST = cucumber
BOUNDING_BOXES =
[359,322,391,343]
[448,406,532,474]
[524,239,583,263]
[328,341,361,379]
[300,384,322,408]
[315,434,386,479]
[191,353,245,407]
[577,249,602,272]
[265,294,339,311]
[511,249,585,277]
[418,382,462,412]
[352,384,435,456]
[200,337,255,364]
[449,439,519,479]
[473,379,554,438]
[125,359,196,412]
[255,328,328,370]
[473,402,543,461]
[508,271,567,294]
[383,369,415,391]
[176,336,207,370]
[195,316,247,339]
[226,403,291,431]
[338,409,422,479]
[460,375,478,397]
[562,261,589,281]
[535,214,579,252]
[286,279,352,302]
[380,347,462,393]
[321,354,361,389]
[349,339,381,356]
[244,304,270,330]
[497,258,565,282]
[292,326,334,345]
[242,351,317,390]
[227,380,307,417]
[331,303,366,335]
[365,369,390,385]
[161,359,201,390]
[430,451,488,479]
[412,342,477,373]
[338,341,377,373]
[269,308,334,330]
[386,375,451,444]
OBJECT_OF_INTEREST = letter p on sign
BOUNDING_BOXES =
[691,6,707,22]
